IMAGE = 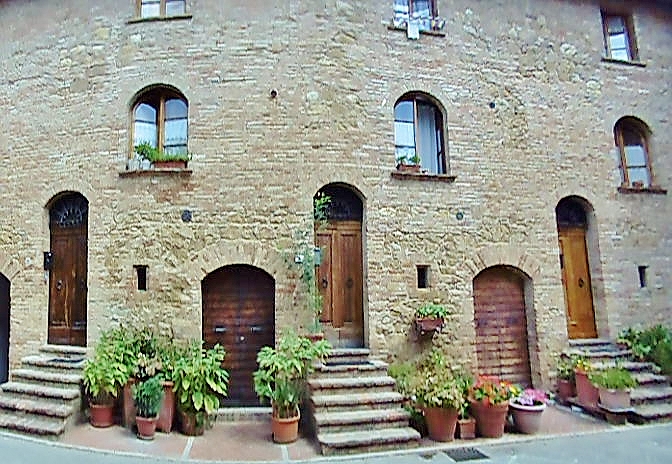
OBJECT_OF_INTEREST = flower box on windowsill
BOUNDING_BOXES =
[119,167,192,178]
[391,170,456,183]
[396,163,421,173]
[617,185,667,195]
[154,160,188,170]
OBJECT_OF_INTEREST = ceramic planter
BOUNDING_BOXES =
[557,379,576,403]
[575,370,599,409]
[509,402,546,434]
[598,388,631,410]
[456,417,476,439]
[470,400,509,438]
[415,317,443,334]
[89,403,114,428]
[136,416,158,440]
[397,163,421,173]
[179,409,204,436]
[153,160,187,169]
[122,378,137,428]
[423,406,459,442]
[157,381,175,433]
[271,411,300,444]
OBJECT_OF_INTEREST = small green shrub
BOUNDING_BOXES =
[133,376,164,418]
[590,367,638,390]
[135,142,190,163]
[416,303,449,319]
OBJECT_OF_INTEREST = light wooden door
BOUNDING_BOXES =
[202,265,275,406]
[48,195,88,347]
[558,227,597,339]
[474,267,532,387]
[316,221,363,348]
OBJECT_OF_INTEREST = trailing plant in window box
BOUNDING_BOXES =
[415,303,450,333]
[135,142,191,165]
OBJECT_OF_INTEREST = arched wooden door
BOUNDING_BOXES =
[474,266,532,387]
[315,185,364,348]
[202,265,275,406]
[0,273,9,384]
[48,193,88,346]
[556,198,597,339]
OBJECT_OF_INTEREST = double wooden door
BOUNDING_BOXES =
[558,227,597,339]
[316,221,363,348]
[474,267,532,387]
[202,265,275,406]
[48,195,88,347]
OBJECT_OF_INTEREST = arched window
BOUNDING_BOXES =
[394,93,446,174]
[614,117,651,188]
[132,86,188,156]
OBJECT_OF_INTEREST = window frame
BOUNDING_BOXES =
[394,93,447,176]
[391,0,445,34]
[136,0,187,19]
[131,86,188,158]
[614,118,652,189]
[601,10,638,62]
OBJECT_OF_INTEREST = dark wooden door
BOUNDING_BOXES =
[317,221,363,348]
[0,274,9,384]
[48,194,88,346]
[202,265,275,406]
[558,227,597,339]
[474,267,532,387]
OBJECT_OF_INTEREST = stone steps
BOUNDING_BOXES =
[0,345,85,438]
[308,349,419,455]
[631,386,672,405]
[318,427,421,455]
[630,403,672,422]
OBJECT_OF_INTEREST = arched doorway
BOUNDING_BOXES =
[1,273,9,383]
[315,184,364,348]
[473,266,532,387]
[556,197,597,339]
[202,265,275,406]
[48,192,88,346]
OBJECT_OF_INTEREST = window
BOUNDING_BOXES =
[601,11,638,61]
[132,86,188,156]
[416,265,429,289]
[137,0,186,19]
[392,0,444,32]
[394,94,446,174]
[614,117,652,188]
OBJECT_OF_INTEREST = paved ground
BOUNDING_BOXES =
[2,405,671,463]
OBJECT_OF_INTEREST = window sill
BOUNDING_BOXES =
[617,185,667,194]
[391,171,456,182]
[119,168,193,178]
[386,24,446,37]
[127,14,192,24]
[601,57,646,67]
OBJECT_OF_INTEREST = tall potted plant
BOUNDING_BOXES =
[133,376,165,440]
[574,356,599,409]
[171,343,230,436]
[591,366,638,410]
[253,332,330,443]
[556,355,576,403]
[82,348,127,428]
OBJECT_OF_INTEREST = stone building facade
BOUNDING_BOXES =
[0,0,670,398]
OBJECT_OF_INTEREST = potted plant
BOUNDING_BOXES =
[414,303,449,334]
[155,338,183,433]
[253,331,330,443]
[469,375,519,438]
[82,347,127,428]
[556,355,576,403]
[509,388,549,434]
[135,142,191,169]
[396,153,422,173]
[410,350,464,442]
[455,374,476,439]
[574,356,599,409]
[172,342,230,436]
[133,376,165,440]
[590,366,638,410]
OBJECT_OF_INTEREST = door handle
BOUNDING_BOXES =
[214,326,227,333]
[56,280,63,291]
[578,278,585,288]
[321,278,328,288]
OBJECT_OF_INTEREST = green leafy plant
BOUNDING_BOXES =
[416,303,449,319]
[573,355,592,374]
[82,348,128,406]
[253,331,330,418]
[556,355,576,382]
[618,325,672,373]
[470,375,520,406]
[133,376,164,418]
[408,153,421,165]
[135,142,190,163]
[410,350,465,410]
[590,367,638,390]
[171,342,229,426]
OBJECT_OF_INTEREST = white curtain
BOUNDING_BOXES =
[417,102,438,173]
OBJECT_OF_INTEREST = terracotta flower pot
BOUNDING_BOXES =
[157,381,175,433]
[575,370,599,409]
[153,160,187,169]
[272,411,300,444]
[179,409,205,436]
[509,402,546,434]
[136,416,158,440]
[557,379,576,402]
[598,388,631,410]
[423,406,459,442]
[470,400,509,438]
[415,317,443,333]
[456,417,476,439]
[122,378,137,428]
[89,403,114,428]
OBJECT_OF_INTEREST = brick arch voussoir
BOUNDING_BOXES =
[0,254,21,281]
[194,241,286,284]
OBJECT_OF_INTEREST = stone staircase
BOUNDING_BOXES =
[567,339,672,422]
[307,348,420,455]
[0,345,86,438]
